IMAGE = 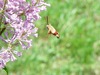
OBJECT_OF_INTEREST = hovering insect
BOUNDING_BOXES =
[46,16,60,38]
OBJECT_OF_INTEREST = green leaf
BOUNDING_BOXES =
[3,66,8,75]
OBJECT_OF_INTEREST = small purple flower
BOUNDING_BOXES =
[13,51,22,57]
[0,59,5,69]
[9,53,16,61]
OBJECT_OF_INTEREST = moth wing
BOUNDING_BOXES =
[49,25,56,33]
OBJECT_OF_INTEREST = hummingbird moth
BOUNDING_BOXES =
[46,16,60,38]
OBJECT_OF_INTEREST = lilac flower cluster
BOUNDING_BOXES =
[0,0,50,69]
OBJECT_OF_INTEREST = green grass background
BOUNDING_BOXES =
[1,0,100,75]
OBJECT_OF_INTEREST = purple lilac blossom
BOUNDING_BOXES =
[0,0,50,69]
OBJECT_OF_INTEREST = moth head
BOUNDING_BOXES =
[46,24,51,29]
[46,25,49,29]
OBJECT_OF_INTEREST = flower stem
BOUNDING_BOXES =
[0,0,7,27]
[0,0,7,35]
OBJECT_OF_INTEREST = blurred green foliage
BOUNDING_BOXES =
[0,0,100,75]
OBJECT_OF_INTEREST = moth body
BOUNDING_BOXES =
[46,24,60,38]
